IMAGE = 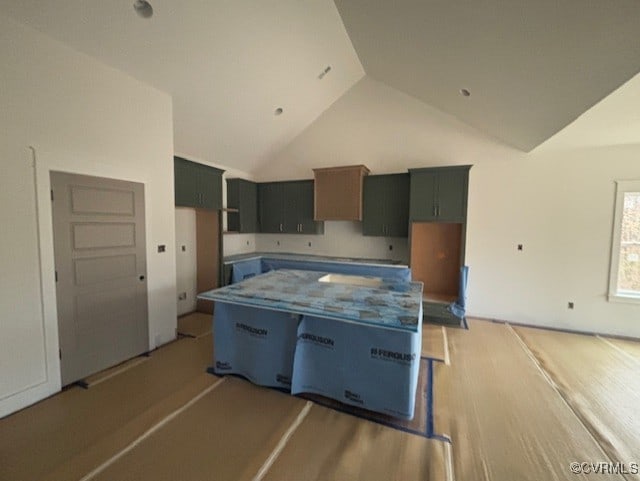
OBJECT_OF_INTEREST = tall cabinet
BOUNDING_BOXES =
[408,165,471,324]
[173,156,224,315]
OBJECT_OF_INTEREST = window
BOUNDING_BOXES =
[609,180,640,303]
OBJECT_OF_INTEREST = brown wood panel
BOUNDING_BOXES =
[195,209,219,314]
[410,222,461,297]
[313,165,369,220]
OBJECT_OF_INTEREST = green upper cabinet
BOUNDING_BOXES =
[409,166,471,222]
[258,180,324,234]
[363,174,410,237]
[226,178,258,233]
[257,182,283,233]
[174,156,224,210]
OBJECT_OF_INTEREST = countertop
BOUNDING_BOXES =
[198,269,423,332]
[223,252,405,266]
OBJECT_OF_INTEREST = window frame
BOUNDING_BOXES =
[608,179,640,304]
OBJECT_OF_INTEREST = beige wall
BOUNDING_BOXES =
[255,76,640,338]
[175,208,198,316]
[0,13,174,417]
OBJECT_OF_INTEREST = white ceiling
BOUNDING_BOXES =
[2,1,640,170]
[334,0,640,152]
[0,0,364,173]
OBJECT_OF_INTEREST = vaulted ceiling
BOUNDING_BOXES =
[1,0,640,171]
[334,0,640,151]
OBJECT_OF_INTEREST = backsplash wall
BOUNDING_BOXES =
[254,221,409,264]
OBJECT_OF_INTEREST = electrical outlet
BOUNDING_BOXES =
[568,301,574,309]
[178,292,187,301]
[157,244,166,253]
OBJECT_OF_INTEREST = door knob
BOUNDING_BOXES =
[139,275,145,281]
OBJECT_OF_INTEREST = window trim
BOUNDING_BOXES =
[608,179,640,304]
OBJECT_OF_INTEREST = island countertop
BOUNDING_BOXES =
[222,252,406,267]
[198,269,423,332]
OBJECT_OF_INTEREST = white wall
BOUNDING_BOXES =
[175,208,197,315]
[255,222,408,263]
[0,13,175,417]
[255,76,640,338]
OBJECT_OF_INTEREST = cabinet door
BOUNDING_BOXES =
[174,157,199,207]
[409,170,438,221]
[436,169,468,222]
[198,164,223,210]
[227,179,258,233]
[258,183,283,233]
[363,176,389,236]
[226,179,241,232]
[297,181,324,234]
[239,180,258,232]
[384,174,410,237]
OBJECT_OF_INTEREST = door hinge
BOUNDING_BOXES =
[50,189,54,201]
[59,348,62,360]
[55,271,58,282]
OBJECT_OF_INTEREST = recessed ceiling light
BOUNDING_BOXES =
[133,0,153,18]
[318,66,332,80]
[274,107,284,116]
[460,88,471,97]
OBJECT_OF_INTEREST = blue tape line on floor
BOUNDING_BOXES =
[426,358,435,438]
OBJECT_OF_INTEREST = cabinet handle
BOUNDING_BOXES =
[279,223,283,232]
[437,205,440,217]
[298,223,302,232]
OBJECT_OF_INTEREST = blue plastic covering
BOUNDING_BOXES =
[292,314,422,419]
[212,302,300,389]
[230,257,262,284]
[260,258,411,282]
[200,269,423,332]
[448,265,469,326]
[200,268,424,419]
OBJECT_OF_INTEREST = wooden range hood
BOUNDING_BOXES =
[313,165,370,221]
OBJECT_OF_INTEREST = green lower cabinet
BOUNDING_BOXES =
[363,173,409,237]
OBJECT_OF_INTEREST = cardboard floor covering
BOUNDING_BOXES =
[262,402,449,481]
[434,319,626,481]
[78,355,149,388]
[514,325,640,479]
[0,334,214,481]
[88,376,449,481]
[421,323,448,362]
[600,335,640,361]
[177,312,213,338]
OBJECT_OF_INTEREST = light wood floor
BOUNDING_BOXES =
[1,314,639,481]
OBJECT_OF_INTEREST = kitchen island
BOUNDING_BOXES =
[198,269,423,419]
